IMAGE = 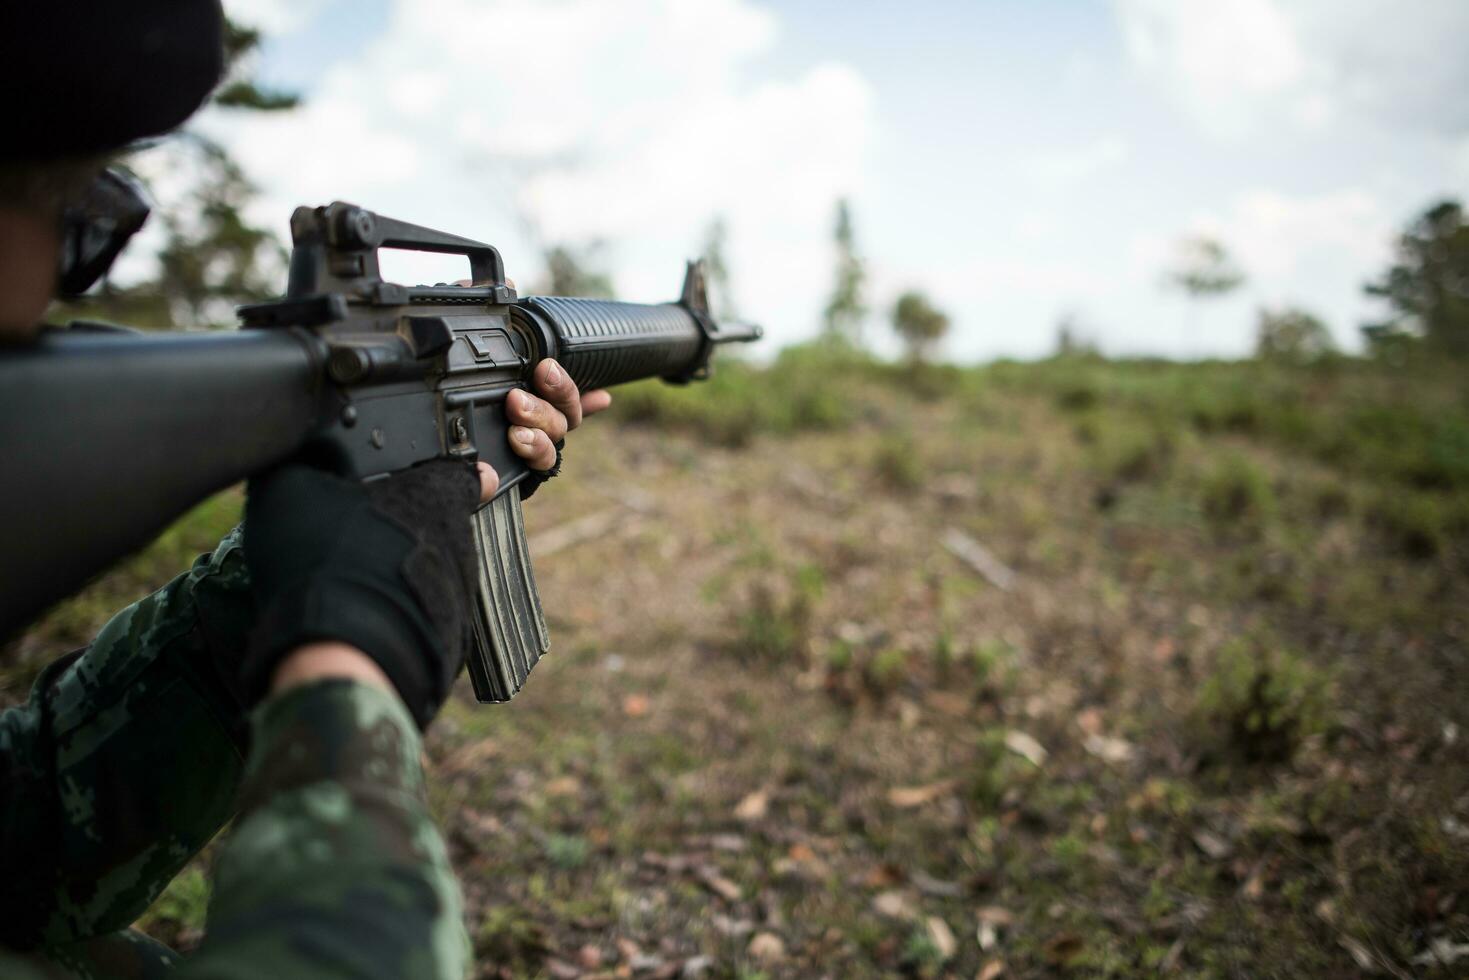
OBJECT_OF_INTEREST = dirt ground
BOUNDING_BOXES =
[5,364,1467,978]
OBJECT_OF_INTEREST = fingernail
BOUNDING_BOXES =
[544,361,562,386]
[511,425,535,446]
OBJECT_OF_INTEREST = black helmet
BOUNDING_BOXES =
[1,1,226,162]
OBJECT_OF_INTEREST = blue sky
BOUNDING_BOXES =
[207,0,1469,360]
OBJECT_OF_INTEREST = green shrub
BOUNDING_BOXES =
[1200,453,1276,527]
[871,432,923,490]
[1195,642,1332,763]
[863,647,908,696]
[1366,490,1457,559]
[730,563,824,663]
[543,833,590,870]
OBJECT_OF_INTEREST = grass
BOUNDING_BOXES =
[3,346,1466,977]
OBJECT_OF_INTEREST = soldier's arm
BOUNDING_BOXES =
[179,673,470,980]
[0,530,253,950]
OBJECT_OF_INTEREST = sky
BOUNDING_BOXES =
[179,0,1469,361]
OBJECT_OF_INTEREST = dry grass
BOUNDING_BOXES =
[5,354,1467,978]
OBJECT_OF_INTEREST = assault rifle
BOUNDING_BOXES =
[0,202,759,700]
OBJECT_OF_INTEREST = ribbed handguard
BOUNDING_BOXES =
[466,489,549,703]
[522,296,706,391]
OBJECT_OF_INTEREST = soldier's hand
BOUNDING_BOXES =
[505,357,611,471]
[243,460,482,729]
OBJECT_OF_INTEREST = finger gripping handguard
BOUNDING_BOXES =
[232,202,762,703]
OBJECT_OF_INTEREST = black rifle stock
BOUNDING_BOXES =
[0,202,760,701]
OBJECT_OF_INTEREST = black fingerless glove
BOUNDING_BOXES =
[241,460,481,729]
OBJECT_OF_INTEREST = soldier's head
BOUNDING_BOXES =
[0,0,226,336]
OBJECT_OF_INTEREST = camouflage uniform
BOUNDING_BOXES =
[0,531,471,979]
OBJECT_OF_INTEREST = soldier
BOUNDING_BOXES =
[0,2,609,976]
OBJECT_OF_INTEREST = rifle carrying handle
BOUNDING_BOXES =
[465,489,549,702]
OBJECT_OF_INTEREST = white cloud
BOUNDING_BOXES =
[1025,136,1130,188]
[202,0,872,350]
[224,0,331,34]
[1114,0,1469,140]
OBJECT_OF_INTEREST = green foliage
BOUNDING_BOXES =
[1200,453,1276,528]
[731,563,824,663]
[1365,488,1463,559]
[700,216,736,319]
[1166,236,1245,298]
[474,906,549,970]
[541,244,615,299]
[890,290,950,364]
[215,21,301,111]
[543,833,591,870]
[137,866,211,938]
[871,431,923,490]
[1363,199,1469,359]
[1195,642,1332,763]
[863,647,909,696]
[611,340,867,446]
[822,198,868,344]
[1256,306,1335,364]
[151,140,287,326]
[900,924,948,973]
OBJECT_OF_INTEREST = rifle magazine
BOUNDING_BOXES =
[466,489,549,702]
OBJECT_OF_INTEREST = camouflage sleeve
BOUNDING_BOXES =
[181,679,471,980]
[0,529,253,951]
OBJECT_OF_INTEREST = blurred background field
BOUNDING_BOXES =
[5,347,1466,978]
[8,0,1469,976]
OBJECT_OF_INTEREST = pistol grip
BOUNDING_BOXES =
[466,488,549,702]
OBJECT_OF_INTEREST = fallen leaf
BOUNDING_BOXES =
[1192,830,1232,861]
[926,690,972,716]
[1042,932,1084,966]
[910,869,963,898]
[681,955,715,977]
[629,952,666,974]
[788,842,818,863]
[872,890,916,919]
[622,694,651,718]
[439,738,500,773]
[545,776,582,797]
[1083,733,1135,763]
[1004,730,1048,767]
[976,906,1015,927]
[862,863,904,888]
[1412,937,1469,967]
[977,960,1007,980]
[1338,936,1378,973]
[733,789,769,821]
[978,921,997,951]
[748,932,786,963]
[698,866,742,902]
[926,916,957,960]
[888,779,959,808]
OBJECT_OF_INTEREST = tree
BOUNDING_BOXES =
[540,244,615,298]
[701,216,736,320]
[822,198,867,344]
[1362,199,1469,359]
[1164,236,1245,358]
[890,290,949,364]
[1054,311,1099,358]
[1167,236,1245,297]
[78,17,299,328]
[1255,306,1334,364]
